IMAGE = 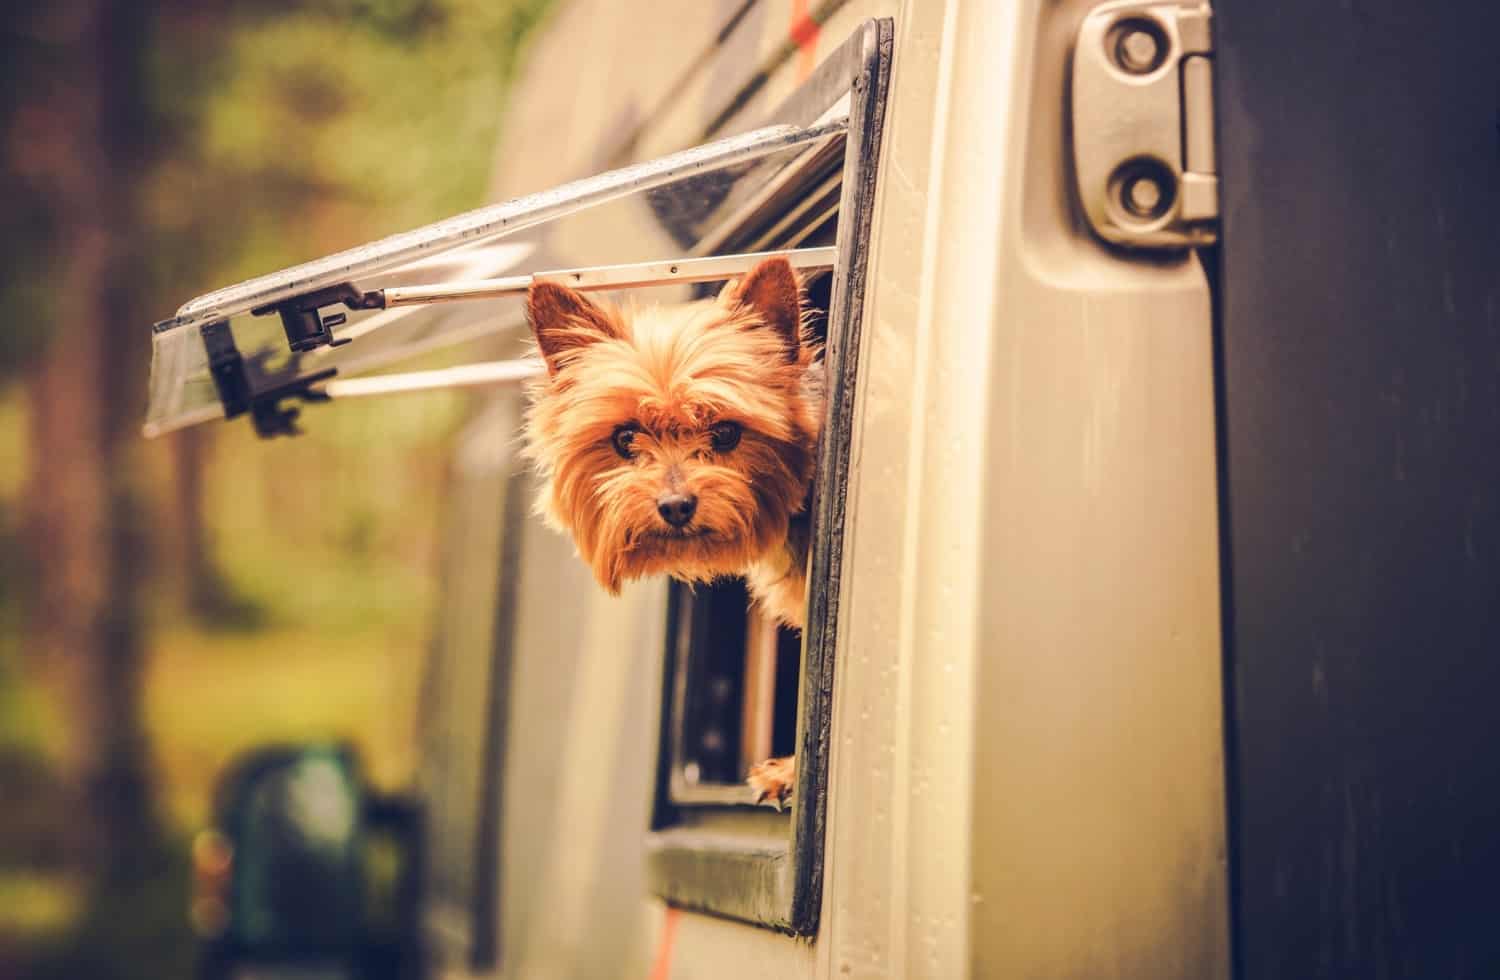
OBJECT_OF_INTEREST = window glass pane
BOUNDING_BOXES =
[144,120,845,437]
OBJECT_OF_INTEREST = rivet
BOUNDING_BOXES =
[1109,17,1168,75]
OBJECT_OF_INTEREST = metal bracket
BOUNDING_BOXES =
[202,319,253,418]
[200,319,334,438]
[1072,1,1217,249]
[250,283,381,353]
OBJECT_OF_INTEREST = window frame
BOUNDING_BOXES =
[644,17,894,936]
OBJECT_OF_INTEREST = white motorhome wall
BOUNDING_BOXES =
[454,2,1230,978]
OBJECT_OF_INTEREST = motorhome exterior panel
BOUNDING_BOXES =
[823,1,1230,977]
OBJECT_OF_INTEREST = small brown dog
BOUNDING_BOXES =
[523,256,821,807]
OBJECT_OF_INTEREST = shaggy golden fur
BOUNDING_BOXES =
[522,257,818,806]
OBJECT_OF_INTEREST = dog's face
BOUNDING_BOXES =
[523,257,821,593]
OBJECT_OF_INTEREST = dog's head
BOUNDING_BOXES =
[523,257,821,593]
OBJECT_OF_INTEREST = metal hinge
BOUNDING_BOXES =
[1072,1,1217,249]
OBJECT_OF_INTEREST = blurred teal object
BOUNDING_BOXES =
[234,745,361,953]
[195,742,421,980]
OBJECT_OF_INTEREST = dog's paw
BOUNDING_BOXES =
[747,755,796,811]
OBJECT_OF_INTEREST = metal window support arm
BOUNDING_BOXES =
[379,245,837,309]
[214,246,838,437]
[251,246,839,355]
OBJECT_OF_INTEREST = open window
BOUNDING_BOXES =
[146,19,891,938]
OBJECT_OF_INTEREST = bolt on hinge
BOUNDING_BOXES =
[1072,1,1217,249]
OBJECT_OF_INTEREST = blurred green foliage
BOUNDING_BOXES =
[0,0,553,975]
[148,0,552,302]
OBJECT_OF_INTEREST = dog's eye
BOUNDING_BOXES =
[709,421,742,452]
[611,424,641,459]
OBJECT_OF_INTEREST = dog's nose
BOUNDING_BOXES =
[657,492,698,527]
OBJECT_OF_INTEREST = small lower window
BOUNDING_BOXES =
[668,579,802,800]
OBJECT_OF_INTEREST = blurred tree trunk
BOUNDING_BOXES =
[16,0,157,874]
[170,426,242,622]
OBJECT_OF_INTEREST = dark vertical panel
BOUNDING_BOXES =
[1214,3,1500,977]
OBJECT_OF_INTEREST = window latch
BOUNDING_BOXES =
[1072,1,1217,249]
[251,283,382,353]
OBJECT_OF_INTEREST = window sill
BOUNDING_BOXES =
[644,826,795,931]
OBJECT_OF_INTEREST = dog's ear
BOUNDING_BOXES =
[527,282,620,376]
[730,257,801,361]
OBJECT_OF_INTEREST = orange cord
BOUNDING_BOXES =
[648,906,682,980]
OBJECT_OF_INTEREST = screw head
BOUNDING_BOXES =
[1120,30,1159,70]
[1124,174,1163,216]
[1109,17,1169,75]
[1108,156,1177,225]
